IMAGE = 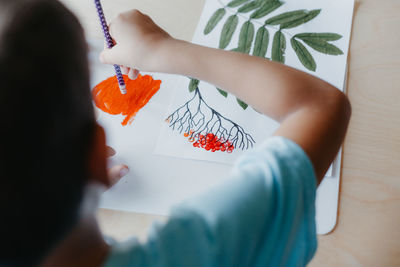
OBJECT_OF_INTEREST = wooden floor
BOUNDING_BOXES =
[61,0,400,265]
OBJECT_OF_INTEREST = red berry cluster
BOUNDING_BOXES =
[184,130,234,153]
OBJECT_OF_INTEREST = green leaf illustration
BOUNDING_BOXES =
[291,38,316,71]
[238,21,255,54]
[250,1,283,19]
[253,27,269,57]
[238,0,262,13]
[188,78,199,93]
[204,8,226,35]
[199,1,344,113]
[301,39,343,55]
[272,30,286,63]
[219,15,239,49]
[280,9,321,29]
[227,0,250,8]
[237,98,249,110]
[265,9,309,25]
[295,32,342,41]
[217,88,228,97]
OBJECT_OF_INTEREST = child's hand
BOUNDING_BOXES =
[106,146,129,187]
[99,9,172,79]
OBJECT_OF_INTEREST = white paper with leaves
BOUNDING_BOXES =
[155,0,354,165]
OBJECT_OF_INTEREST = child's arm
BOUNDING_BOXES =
[100,10,351,183]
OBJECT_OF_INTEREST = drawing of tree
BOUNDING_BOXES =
[166,87,255,152]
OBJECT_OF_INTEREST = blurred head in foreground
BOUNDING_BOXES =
[0,0,108,265]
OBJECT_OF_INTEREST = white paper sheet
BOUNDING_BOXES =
[93,0,354,235]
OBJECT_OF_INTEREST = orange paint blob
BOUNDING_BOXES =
[92,74,161,126]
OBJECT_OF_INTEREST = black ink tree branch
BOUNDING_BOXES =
[166,87,255,150]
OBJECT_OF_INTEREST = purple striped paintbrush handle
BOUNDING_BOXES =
[94,0,127,94]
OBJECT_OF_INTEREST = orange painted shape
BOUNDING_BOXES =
[92,74,161,126]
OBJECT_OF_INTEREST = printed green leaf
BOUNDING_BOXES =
[204,8,226,35]
[280,9,321,29]
[217,88,228,97]
[271,30,286,63]
[301,39,343,55]
[219,15,239,49]
[265,10,309,25]
[188,78,199,93]
[291,38,316,71]
[237,98,249,110]
[238,21,255,54]
[250,1,283,19]
[238,0,262,13]
[252,27,269,57]
[295,32,342,41]
[227,0,250,8]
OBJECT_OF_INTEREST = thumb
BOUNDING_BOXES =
[107,165,129,187]
[99,47,121,65]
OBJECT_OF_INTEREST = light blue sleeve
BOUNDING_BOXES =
[104,136,317,267]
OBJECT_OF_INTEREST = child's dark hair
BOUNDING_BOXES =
[0,0,96,265]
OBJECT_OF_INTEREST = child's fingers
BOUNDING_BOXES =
[99,46,123,66]
[99,49,112,64]
[121,66,129,75]
[133,69,140,78]
[128,68,140,80]
[106,146,116,157]
[108,165,129,186]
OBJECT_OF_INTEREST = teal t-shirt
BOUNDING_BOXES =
[104,136,317,267]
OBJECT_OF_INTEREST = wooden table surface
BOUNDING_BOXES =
[61,0,400,265]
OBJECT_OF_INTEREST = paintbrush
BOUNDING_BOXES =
[94,0,127,94]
